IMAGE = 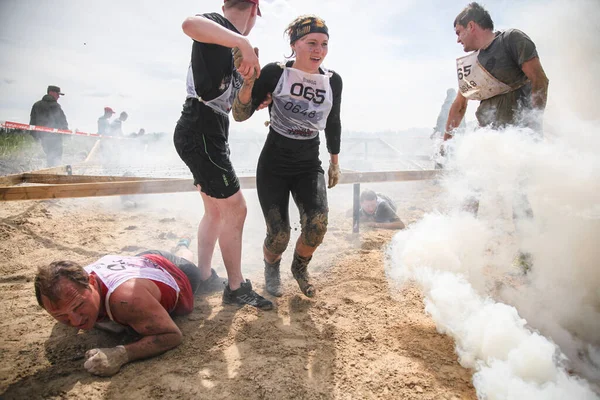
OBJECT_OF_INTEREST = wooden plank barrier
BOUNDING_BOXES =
[0,170,442,201]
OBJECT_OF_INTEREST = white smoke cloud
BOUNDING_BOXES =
[386,0,600,395]
[387,205,600,398]
[387,86,600,397]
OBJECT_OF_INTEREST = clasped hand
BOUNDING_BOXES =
[233,46,260,84]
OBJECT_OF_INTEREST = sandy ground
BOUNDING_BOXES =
[0,180,477,400]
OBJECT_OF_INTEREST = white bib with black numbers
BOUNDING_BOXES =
[270,66,334,140]
[84,255,180,320]
[456,50,525,101]
[186,63,242,116]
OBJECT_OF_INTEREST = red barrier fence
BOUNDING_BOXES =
[1,121,132,139]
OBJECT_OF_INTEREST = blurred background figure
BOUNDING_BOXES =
[29,85,69,167]
[97,107,115,135]
[358,189,406,230]
[130,128,145,138]
[431,88,465,140]
[432,88,466,169]
[108,111,128,136]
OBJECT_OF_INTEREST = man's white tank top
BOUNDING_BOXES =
[84,255,180,321]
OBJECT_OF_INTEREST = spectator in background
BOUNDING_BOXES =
[130,128,145,138]
[98,107,115,135]
[30,85,69,167]
[108,111,128,136]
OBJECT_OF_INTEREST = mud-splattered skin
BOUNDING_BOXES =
[264,207,292,255]
[264,205,328,254]
[298,208,328,248]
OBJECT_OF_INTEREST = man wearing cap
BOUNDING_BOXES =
[98,107,115,135]
[30,85,69,167]
[173,0,273,310]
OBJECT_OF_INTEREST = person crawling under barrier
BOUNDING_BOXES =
[34,240,222,376]
[358,189,406,230]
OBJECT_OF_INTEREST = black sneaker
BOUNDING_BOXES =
[196,269,225,294]
[222,279,273,310]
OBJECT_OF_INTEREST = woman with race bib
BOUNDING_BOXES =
[232,15,343,298]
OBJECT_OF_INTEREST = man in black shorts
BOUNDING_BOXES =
[443,2,549,271]
[173,0,272,310]
[359,190,406,230]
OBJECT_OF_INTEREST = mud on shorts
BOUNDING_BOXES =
[173,98,240,199]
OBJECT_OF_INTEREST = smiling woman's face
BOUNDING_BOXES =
[291,32,329,73]
[42,276,101,330]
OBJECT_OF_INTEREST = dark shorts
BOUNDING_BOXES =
[136,250,202,294]
[173,98,240,199]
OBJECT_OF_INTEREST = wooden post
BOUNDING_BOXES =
[84,140,102,163]
[353,183,360,233]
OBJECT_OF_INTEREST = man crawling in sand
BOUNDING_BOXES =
[34,241,222,376]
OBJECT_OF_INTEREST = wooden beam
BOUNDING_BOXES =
[353,183,360,233]
[21,173,169,185]
[0,176,256,201]
[0,173,24,186]
[339,170,441,184]
[0,164,76,186]
[0,179,192,201]
[0,170,440,201]
[27,165,72,175]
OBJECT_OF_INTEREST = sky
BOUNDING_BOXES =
[0,0,594,136]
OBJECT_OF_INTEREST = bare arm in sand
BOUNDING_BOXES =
[84,279,182,376]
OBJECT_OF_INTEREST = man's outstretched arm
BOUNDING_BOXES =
[83,280,183,376]
[181,16,259,79]
[521,56,549,110]
[443,92,468,141]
